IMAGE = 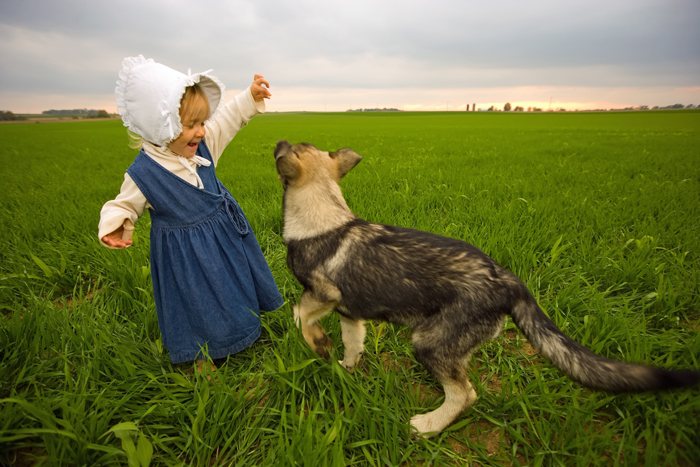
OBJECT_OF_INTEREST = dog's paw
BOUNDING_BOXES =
[338,360,355,374]
[292,304,301,326]
[410,413,442,439]
[313,334,333,361]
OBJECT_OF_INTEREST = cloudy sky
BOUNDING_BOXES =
[1,0,698,113]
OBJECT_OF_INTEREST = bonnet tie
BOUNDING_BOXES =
[161,103,175,141]
[178,155,211,189]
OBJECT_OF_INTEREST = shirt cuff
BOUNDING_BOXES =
[239,85,265,117]
[98,218,135,249]
[254,94,266,114]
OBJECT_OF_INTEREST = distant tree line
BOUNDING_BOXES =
[654,104,694,110]
[0,111,26,121]
[41,109,112,118]
[43,109,100,115]
[486,104,540,111]
[485,103,695,112]
[346,108,402,112]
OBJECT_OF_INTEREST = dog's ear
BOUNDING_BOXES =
[276,153,301,183]
[274,140,302,183]
[330,148,362,178]
[274,140,292,159]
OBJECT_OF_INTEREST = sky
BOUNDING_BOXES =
[1,0,699,113]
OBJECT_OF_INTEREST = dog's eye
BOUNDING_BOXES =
[292,150,300,159]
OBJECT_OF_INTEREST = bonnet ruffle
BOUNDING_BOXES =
[115,55,225,147]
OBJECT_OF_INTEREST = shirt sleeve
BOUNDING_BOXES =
[98,173,149,248]
[204,85,265,166]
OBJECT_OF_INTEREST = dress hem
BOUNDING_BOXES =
[167,324,262,363]
[260,295,285,312]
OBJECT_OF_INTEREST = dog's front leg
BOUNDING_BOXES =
[294,291,336,360]
[338,315,366,372]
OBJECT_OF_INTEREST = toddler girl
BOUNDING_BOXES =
[99,55,283,371]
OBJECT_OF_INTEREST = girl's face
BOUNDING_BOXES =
[167,92,209,158]
[168,118,206,158]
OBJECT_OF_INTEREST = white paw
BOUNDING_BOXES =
[292,304,301,326]
[410,413,441,438]
[338,360,355,373]
[467,388,477,405]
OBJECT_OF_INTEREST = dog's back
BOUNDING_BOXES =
[289,218,518,327]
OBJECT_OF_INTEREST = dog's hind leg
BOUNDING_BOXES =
[410,378,476,438]
[295,291,338,361]
[409,330,478,437]
[338,315,366,372]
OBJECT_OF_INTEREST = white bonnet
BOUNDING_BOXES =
[115,55,225,146]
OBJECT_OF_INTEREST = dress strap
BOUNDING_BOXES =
[224,195,249,235]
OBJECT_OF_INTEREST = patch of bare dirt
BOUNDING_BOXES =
[381,351,413,372]
[685,317,700,332]
[4,446,47,467]
[469,421,503,457]
[520,343,538,357]
[445,419,529,466]
[55,291,95,309]
[481,373,502,393]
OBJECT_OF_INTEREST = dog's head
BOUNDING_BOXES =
[274,140,362,187]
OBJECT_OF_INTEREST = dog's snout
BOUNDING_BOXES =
[275,140,291,159]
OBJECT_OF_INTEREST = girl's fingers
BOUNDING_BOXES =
[253,87,272,100]
[102,235,132,248]
[251,75,271,101]
[253,74,269,87]
[255,77,270,89]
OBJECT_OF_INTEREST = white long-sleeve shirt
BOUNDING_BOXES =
[98,87,264,247]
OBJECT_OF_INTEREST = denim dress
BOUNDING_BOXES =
[127,141,284,363]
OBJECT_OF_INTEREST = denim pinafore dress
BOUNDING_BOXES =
[126,141,283,363]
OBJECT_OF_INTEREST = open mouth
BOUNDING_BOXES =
[187,142,198,148]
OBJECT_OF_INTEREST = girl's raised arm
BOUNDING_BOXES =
[204,75,271,165]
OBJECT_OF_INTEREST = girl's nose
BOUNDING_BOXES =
[196,125,206,138]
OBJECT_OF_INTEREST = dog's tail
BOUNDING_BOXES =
[510,289,700,392]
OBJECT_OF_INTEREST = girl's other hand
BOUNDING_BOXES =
[251,74,271,102]
[102,226,133,249]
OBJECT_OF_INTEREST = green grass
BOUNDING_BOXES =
[1,110,699,466]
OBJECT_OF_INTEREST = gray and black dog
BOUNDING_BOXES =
[273,140,699,437]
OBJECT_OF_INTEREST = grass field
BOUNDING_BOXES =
[1,110,699,466]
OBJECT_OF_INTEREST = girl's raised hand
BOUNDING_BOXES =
[102,225,133,249]
[251,74,271,102]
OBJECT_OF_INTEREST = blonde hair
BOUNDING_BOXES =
[127,129,143,149]
[180,84,210,126]
[125,83,210,149]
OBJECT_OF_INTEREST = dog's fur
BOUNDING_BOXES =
[273,140,700,436]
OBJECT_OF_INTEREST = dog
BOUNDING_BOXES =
[273,140,700,437]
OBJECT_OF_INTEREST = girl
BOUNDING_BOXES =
[99,55,283,372]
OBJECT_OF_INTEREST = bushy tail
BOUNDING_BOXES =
[510,290,700,392]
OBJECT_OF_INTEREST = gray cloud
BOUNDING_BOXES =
[1,0,698,104]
